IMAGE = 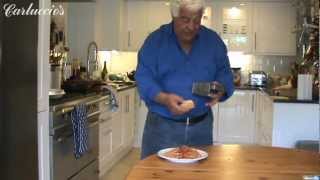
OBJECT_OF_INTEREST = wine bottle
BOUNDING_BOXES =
[101,61,108,81]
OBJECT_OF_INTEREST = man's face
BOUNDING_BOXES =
[173,6,203,44]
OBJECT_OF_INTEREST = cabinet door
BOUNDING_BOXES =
[216,90,256,144]
[253,2,296,55]
[212,105,219,144]
[117,89,135,148]
[217,2,253,53]
[121,89,136,147]
[112,115,123,152]
[126,1,148,51]
[38,0,50,112]
[95,0,125,50]
[134,94,148,148]
[146,1,171,35]
[259,94,273,146]
[99,118,112,174]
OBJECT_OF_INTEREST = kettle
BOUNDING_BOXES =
[126,70,135,81]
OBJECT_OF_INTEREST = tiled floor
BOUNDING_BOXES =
[101,148,141,180]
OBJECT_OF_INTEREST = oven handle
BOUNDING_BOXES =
[50,111,100,135]
[52,120,99,142]
[52,96,109,115]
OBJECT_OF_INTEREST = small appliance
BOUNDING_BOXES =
[248,71,267,87]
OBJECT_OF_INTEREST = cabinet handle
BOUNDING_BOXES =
[254,32,257,51]
[126,95,129,112]
[128,31,131,47]
[251,94,255,112]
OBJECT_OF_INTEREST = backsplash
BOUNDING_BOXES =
[98,51,138,74]
[99,51,295,85]
[229,53,296,84]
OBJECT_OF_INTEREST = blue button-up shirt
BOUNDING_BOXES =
[135,22,234,120]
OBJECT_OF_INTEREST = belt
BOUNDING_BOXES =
[169,112,209,124]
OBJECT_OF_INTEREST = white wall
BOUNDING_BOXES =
[98,51,138,74]
[67,2,96,65]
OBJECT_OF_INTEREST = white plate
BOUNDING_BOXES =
[157,147,208,163]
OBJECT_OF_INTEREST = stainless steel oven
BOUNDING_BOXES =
[49,95,107,180]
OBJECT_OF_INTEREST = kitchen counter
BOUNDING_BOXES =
[49,91,110,111]
[235,85,319,104]
[50,82,136,110]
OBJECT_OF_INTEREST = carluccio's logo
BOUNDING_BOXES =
[3,2,64,17]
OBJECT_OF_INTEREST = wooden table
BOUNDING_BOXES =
[126,145,320,180]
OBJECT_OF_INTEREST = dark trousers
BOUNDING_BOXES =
[141,110,213,159]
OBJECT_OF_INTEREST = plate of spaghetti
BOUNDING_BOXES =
[157,145,208,163]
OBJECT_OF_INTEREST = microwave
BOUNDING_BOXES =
[248,71,267,87]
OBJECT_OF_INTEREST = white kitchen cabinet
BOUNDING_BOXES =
[146,1,172,35]
[255,91,273,146]
[134,91,148,148]
[125,1,218,51]
[95,0,126,50]
[125,1,149,51]
[98,88,136,176]
[214,90,256,144]
[253,2,296,55]
[215,2,253,53]
[98,114,113,175]
[272,103,319,148]
[119,88,136,147]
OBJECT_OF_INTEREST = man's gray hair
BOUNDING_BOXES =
[170,0,205,17]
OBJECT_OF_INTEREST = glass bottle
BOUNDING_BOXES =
[101,61,108,81]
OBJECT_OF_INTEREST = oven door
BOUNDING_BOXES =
[50,114,99,180]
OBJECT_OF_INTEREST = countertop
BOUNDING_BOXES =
[127,145,320,180]
[49,82,137,108]
[235,85,319,104]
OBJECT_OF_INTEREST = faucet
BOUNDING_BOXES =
[87,41,98,79]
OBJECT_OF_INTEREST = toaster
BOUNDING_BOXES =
[248,71,267,87]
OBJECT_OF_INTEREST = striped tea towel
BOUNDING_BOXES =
[71,104,89,158]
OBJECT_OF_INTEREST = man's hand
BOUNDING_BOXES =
[155,92,190,115]
[206,81,225,106]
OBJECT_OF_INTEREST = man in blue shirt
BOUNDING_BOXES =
[135,0,234,159]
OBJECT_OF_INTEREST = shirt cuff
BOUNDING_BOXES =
[216,80,234,102]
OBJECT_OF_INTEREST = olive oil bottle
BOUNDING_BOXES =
[101,61,108,81]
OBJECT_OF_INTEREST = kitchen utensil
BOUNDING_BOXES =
[192,82,224,97]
